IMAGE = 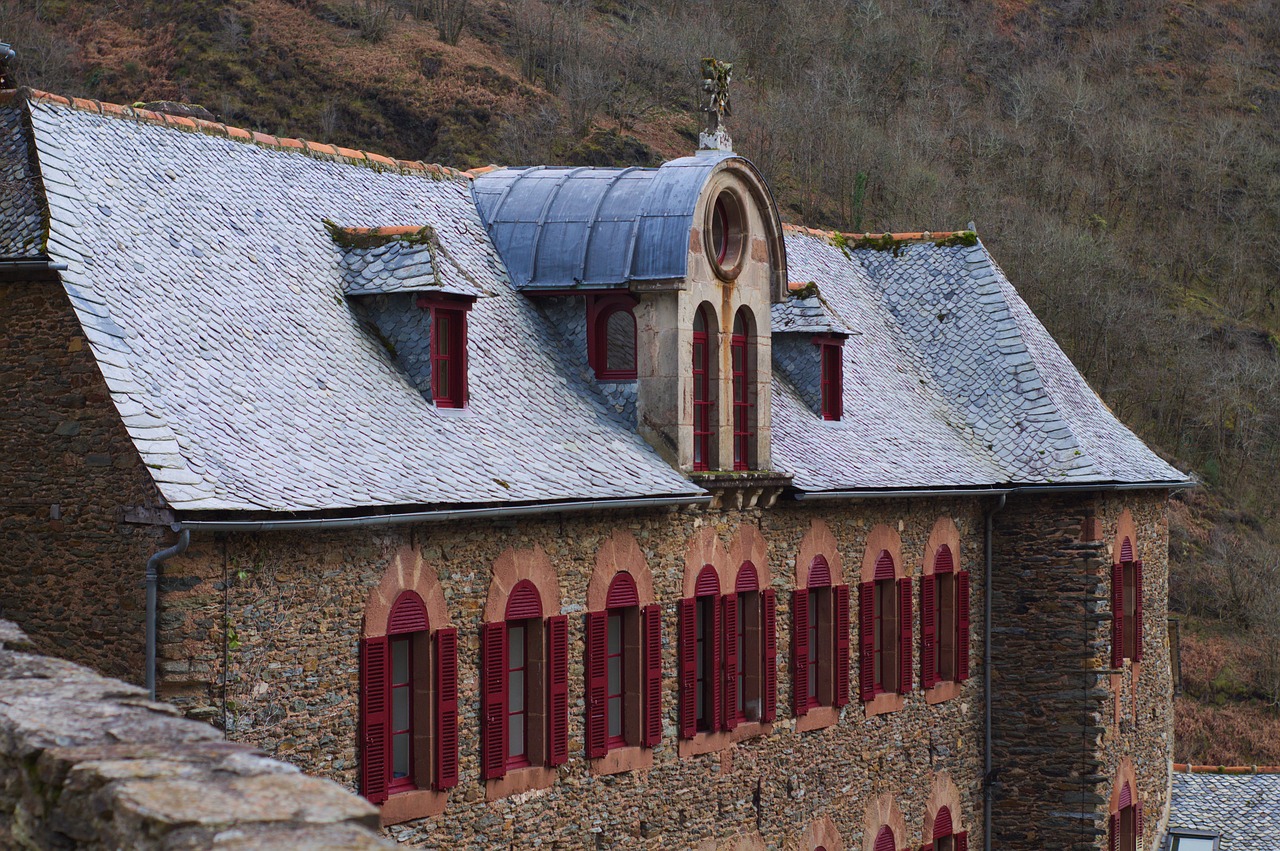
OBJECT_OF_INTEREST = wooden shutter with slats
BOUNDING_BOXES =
[762,589,777,722]
[1111,563,1125,668]
[434,628,459,790]
[642,604,662,746]
[359,636,390,804]
[957,570,971,682]
[791,589,809,716]
[898,576,913,694]
[921,573,937,689]
[834,584,851,706]
[722,593,739,730]
[1134,561,1144,662]
[678,598,697,738]
[480,621,508,780]
[547,615,569,766]
[859,582,875,701]
[584,610,608,758]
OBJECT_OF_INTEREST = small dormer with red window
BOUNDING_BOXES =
[331,223,485,410]
[771,280,854,422]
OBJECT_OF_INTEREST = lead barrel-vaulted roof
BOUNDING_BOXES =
[471,152,734,290]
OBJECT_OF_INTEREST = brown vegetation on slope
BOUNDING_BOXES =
[6,0,1280,761]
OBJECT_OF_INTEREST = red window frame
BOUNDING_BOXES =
[605,610,626,749]
[1111,540,1143,667]
[731,309,753,471]
[586,294,639,381]
[585,573,661,757]
[816,335,845,421]
[679,565,722,738]
[860,552,912,701]
[419,295,473,408]
[388,635,415,793]
[1110,784,1142,851]
[693,306,714,471]
[922,545,971,689]
[505,619,532,770]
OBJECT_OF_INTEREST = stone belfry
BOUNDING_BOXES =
[699,57,734,153]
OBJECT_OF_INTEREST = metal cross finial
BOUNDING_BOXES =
[699,58,733,152]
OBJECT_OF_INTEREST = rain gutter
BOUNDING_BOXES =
[792,480,1195,502]
[174,494,712,533]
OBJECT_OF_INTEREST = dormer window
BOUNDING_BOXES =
[418,295,471,408]
[587,295,638,381]
[731,308,756,470]
[692,305,717,471]
[706,190,745,280]
[816,336,844,421]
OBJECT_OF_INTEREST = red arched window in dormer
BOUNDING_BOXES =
[587,295,638,381]
[731,307,754,470]
[692,305,716,471]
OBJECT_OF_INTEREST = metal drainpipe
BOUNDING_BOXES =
[984,493,1006,851]
[146,527,190,701]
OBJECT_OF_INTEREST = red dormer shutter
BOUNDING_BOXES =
[957,570,971,682]
[642,604,663,746]
[1134,561,1144,662]
[762,589,777,722]
[921,573,937,690]
[678,598,697,739]
[359,636,390,804]
[547,614,569,766]
[834,584,851,706]
[722,593,739,730]
[480,621,508,780]
[898,576,913,694]
[584,610,608,758]
[434,627,459,790]
[1111,563,1125,668]
[859,582,875,701]
[791,589,809,716]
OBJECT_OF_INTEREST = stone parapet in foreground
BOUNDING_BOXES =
[0,619,389,849]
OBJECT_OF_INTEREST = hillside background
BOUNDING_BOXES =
[5,0,1280,763]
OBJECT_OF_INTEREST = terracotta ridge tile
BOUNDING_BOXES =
[1174,764,1280,774]
[336,226,430,238]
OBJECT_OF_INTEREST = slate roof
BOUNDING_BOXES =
[775,230,1185,491]
[21,96,700,512]
[1168,771,1280,849]
[471,154,734,290]
[0,103,44,258]
[771,289,854,336]
[336,229,487,299]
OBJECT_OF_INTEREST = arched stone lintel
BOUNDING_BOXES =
[683,526,729,597]
[363,544,451,638]
[587,529,656,610]
[728,522,774,589]
[923,771,966,840]
[923,517,963,576]
[863,793,907,851]
[861,524,904,583]
[485,545,562,622]
[796,519,844,588]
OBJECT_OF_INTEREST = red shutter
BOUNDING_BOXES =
[955,833,967,851]
[1136,802,1144,845]
[898,576,913,694]
[480,621,508,780]
[722,593,739,730]
[1111,563,1125,668]
[859,581,875,701]
[584,611,608,758]
[791,588,809,716]
[678,598,697,739]
[642,604,663,746]
[957,570,971,682]
[921,573,937,689]
[710,593,722,729]
[1134,561,1144,662]
[434,628,459,790]
[921,844,934,851]
[547,614,569,766]
[834,584,851,706]
[359,636,390,804]
[762,589,778,722]
[1109,814,1119,851]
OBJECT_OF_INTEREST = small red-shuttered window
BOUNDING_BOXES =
[359,591,457,805]
[586,294,638,380]
[480,581,568,781]
[727,562,777,727]
[921,545,971,689]
[1112,538,1143,667]
[926,805,969,851]
[816,336,844,421]
[418,295,473,408]
[584,572,663,757]
[1109,783,1142,851]
[679,565,720,737]
[792,556,850,717]
[859,552,912,701]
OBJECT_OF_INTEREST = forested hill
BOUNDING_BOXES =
[6,0,1280,760]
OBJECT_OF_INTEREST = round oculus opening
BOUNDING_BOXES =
[706,190,745,279]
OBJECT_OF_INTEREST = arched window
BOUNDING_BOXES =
[587,295,638,381]
[793,556,851,716]
[817,335,844,421]
[480,577,569,781]
[1111,781,1142,851]
[731,307,755,471]
[1112,536,1143,666]
[585,571,662,756]
[727,561,777,726]
[922,545,972,689]
[359,589,458,805]
[692,305,717,471]
[874,826,897,851]
[680,565,723,735]
[860,551,912,700]
[925,805,969,851]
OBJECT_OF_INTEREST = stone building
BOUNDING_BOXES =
[0,85,1191,850]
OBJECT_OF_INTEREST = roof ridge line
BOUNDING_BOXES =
[2,87,500,182]
[1174,764,1280,774]
[782,223,968,243]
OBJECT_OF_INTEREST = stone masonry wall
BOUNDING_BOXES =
[0,280,170,683]
[0,617,388,849]
[989,491,1171,851]
[157,498,989,849]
